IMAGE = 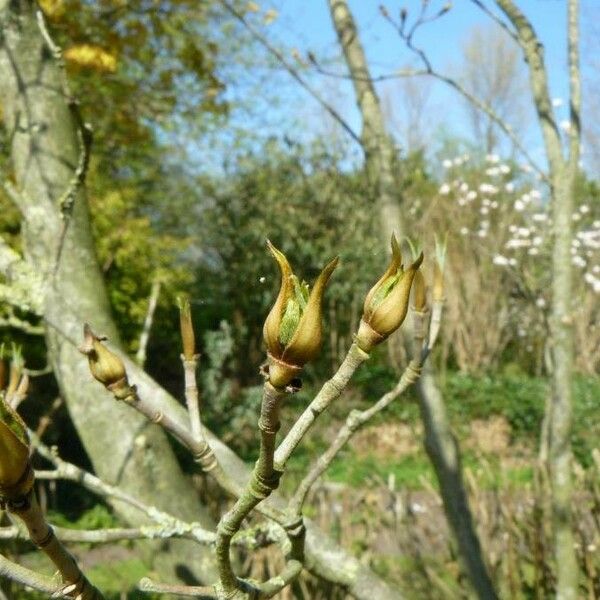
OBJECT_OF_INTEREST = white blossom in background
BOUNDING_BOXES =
[552,97,563,107]
[442,159,452,169]
[436,152,600,304]
[560,119,571,133]
[479,183,498,195]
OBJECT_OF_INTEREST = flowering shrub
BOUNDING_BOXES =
[410,152,599,373]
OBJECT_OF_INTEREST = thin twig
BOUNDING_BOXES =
[135,279,161,368]
[215,382,288,595]
[35,9,93,277]
[0,553,70,597]
[7,491,104,599]
[380,9,547,182]
[138,577,216,598]
[469,0,519,42]
[217,0,360,144]
[273,342,369,470]
[290,357,422,514]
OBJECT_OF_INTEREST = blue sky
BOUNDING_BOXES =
[202,0,597,172]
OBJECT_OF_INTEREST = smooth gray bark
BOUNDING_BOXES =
[327,2,497,598]
[0,3,399,598]
[493,3,580,597]
[0,0,218,582]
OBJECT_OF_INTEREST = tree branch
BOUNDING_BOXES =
[0,553,71,598]
[290,357,423,514]
[381,9,547,181]
[0,237,44,315]
[494,0,565,173]
[135,278,161,368]
[216,0,361,145]
[469,0,519,42]
[274,342,369,470]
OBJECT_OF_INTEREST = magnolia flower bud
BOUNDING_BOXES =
[0,396,32,498]
[263,241,338,388]
[79,324,127,388]
[356,235,424,352]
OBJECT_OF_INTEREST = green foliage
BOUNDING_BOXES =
[89,187,192,350]
[193,139,381,382]
[46,503,120,531]
[200,320,263,455]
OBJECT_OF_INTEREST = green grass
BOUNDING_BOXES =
[282,370,600,492]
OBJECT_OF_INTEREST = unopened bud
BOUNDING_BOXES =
[178,296,196,360]
[6,353,22,399]
[412,269,427,312]
[79,324,127,388]
[357,235,423,352]
[433,234,447,303]
[263,241,338,388]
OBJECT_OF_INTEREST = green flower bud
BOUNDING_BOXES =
[79,324,127,388]
[263,241,338,388]
[357,235,424,352]
[0,395,32,498]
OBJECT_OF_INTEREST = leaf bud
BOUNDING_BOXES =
[433,234,447,303]
[263,241,338,388]
[412,269,427,312]
[79,324,127,388]
[178,295,196,360]
[356,235,424,352]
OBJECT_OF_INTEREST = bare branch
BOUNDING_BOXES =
[494,0,565,172]
[0,553,70,597]
[0,308,44,335]
[469,0,519,42]
[381,9,548,180]
[135,278,161,368]
[274,342,369,470]
[0,178,26,213]
[216,0,361,145]
[0,237,44,315]
[138,578,216,598]
[35,9,94,276]
[567,0,581,171]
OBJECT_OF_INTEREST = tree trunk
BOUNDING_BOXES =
[0,3,400,597]
[494,2,580,596]
[327,2,497,598]
[0,0,218,582]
